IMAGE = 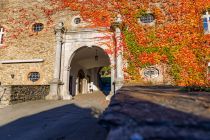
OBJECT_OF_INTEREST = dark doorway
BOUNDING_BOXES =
[69,46,111,96]
[69,76,73,95]
[77,69,85,94]
[98,66,111,95]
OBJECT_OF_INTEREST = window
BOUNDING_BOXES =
[32,23,44,32]
[139,14,155,23]
[0,26,5,45]
[144,67,159,78]
[74,17,81,24]
[203,11,210,34]
[28,72,40,82]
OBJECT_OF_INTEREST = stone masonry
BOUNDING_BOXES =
[0,86,11,108]
[10,85,49,104]
[99,85,210,140]
[0,85,49,108]
[0,0,78,86]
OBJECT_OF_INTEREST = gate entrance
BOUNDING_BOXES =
[69,46,111,96]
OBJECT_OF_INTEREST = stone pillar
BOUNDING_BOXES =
[60,66,72,100]
[106,56,115,100]
[106,14,124,100]
[46,22,64,100]
[114,15,124,91]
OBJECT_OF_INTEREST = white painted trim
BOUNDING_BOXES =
[0,27,5,45]
[202,11,210,34]
[0,59,44,64]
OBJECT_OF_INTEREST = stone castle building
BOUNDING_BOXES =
[0,0,208,106]
[0,0,126,106]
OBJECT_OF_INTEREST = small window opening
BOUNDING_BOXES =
[32,23,44,32]
[144,67,159,78]
[74,18,81,24]
[0,27,5,45]
[140,14,155,23]
[28,72,40,82]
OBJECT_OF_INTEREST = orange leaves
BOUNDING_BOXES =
[37,0,210,85]
[174,47,205,86]
[175,47,199,70]
[86,10,111,27]
[2,0,210,85]
[139,52,163,66]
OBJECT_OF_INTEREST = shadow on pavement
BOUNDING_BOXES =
[0,104,108,140]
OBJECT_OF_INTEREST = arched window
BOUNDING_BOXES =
[71,16,82,26]
[0,26,5,45]
[32,23,44,32]
[74,17,81,24]
[143,67,159,78]
[28,72,40,82]
[139,13,155,24]
[203,11,210,34]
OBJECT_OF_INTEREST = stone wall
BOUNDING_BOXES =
[11,86,49,104]
[131,64,174,86]
[99,86,210,140]
[0,0,8,9]
[0,85,49,107]
[0,0,79,86]
[0,86,11,108]
[0,0,56,85]
[10,85,49,104]
[0,0,176,87]
[145,64,173,85]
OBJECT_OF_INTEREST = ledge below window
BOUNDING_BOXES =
[0,59,44,64]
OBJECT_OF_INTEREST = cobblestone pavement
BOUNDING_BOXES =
[99,85,210,140]
[0,92,109,140]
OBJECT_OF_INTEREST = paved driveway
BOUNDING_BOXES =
[0,92,109,140]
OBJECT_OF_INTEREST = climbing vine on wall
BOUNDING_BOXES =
[1,0,210,86]
[58,0,210,86]
[0,0,62,43]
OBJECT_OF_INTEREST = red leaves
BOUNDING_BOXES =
[2,0,209,86]
[139,52,161,65]
[174,47,206,86]
[57,0,210,85]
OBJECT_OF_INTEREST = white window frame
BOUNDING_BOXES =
[202,11,210,34]
[143,67,159,78]
[0,27,5,46]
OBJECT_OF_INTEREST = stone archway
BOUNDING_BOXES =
[68,46,111,96]
[47,21,124,100]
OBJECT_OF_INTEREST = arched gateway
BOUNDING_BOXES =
[69,46,111,96]
[46,21,124,100]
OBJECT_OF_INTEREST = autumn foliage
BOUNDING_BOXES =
[59,0,210,86]
[1,0,210,86]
